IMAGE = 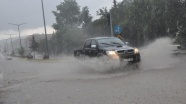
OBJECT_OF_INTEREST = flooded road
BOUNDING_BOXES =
[0,38,186,104]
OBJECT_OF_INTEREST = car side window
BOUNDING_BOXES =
[91,40,97,46]
[84,40,91,48]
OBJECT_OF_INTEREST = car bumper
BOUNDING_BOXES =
[119,53,141,62]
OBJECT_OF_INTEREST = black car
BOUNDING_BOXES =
[74,37,141,63]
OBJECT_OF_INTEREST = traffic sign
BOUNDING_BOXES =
[114,25,122,34]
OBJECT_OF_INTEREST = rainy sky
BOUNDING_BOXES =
[0,0,122,38]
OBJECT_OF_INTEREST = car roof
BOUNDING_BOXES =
[86,37,117,41]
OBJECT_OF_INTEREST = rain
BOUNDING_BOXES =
[1,0,186,104]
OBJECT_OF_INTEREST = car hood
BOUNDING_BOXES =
[100,45,134,51]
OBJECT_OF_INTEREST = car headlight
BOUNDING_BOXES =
[106,51,119,59]
[134,48,139,54]
[106,51,117,56]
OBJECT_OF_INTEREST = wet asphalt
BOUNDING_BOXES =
[0,38,186,104]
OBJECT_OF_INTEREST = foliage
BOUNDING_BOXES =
[37,0,186,55]
[80,6,93,36]
[80,6,93,28]
[91,7,111,37]
[37,39,46,54]
[17,47,25,56]
[102,0,186,46]
[52,0,80,30]
[29,35,39,59]
[45,0,90,55]
[29,35,39,51]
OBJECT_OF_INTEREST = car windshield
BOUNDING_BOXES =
[98,38,125,47]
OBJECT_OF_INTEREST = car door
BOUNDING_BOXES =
[83,39,92,57]
[90,40,99,57]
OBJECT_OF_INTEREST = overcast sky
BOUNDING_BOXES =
[0,0,122,38]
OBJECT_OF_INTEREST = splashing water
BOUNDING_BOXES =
[139,37,179,70]
[34,37,179,81]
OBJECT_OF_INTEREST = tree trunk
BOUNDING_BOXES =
[33,51,35,59]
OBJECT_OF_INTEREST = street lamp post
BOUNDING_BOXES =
[41,0,49,59]
[8,23,26,48]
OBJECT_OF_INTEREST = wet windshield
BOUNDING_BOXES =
[98,38,125,47]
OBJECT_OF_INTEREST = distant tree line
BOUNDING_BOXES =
[37,0,186,55]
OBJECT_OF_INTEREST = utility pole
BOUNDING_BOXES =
[114,0,117,12]
[8,23,26,48]
[109,12,114,37]
[41,0,49,59]
[113,0,118,24]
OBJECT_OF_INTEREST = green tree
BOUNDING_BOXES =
[51,0,84,54]
[90,7,111,37]
[95,0,186,46]
[29,35,39,59]
[37,39,46,54]
[79,6,93,36]
[49,0,186,53]
[52,0,80,30]
[63,28,88,53]
[18,47,25,57]
[80,6,93,28]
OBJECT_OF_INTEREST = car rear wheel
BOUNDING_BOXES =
[74,51,85,59]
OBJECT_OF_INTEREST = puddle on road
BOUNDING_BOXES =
[36,37,179,81]
[0,38,179,82]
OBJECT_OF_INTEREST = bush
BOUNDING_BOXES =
[17,47,25,57]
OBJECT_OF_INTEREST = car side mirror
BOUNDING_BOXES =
[91,45,97,48]
[126,42,129,45]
